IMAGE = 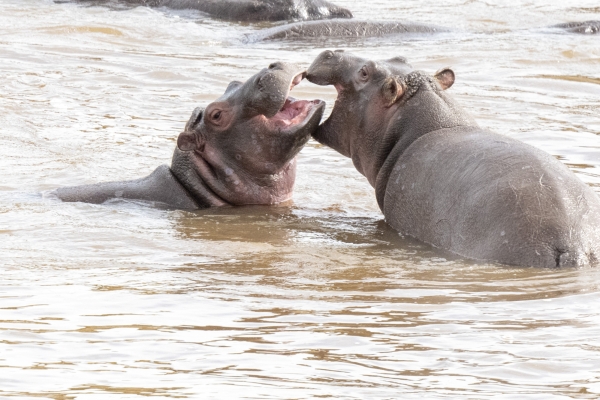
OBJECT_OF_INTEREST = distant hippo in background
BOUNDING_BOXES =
[245,19,449,42]
[58,0,352,22]
[306,50,600,268]
[551,20,600,34]
[55,62,325,209]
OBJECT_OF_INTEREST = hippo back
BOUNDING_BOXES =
[384,127,600,267]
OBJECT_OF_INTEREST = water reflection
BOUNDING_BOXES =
[170,206,600,305]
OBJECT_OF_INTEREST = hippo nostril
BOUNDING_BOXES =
[268,62,282,70]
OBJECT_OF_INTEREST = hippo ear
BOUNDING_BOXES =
[184,107,204,132]
[434,68,455,90]
[382,77,405,107]
[176,131,204,152]
[225,81,243,95]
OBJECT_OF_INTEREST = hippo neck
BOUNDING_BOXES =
[170,148,230,208]
[372,73,479,211]
[171,147,296,208]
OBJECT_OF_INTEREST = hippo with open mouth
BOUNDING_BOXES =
[306,50,600,268]
[55,62,325,209]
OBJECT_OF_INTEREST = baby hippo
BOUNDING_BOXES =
[307,50,600,268]
[55,62,325,209]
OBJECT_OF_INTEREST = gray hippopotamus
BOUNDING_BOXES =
[551,20,600,34]
[306,50,600,268]
[244,19,449,42]
[59,0,352,22]
[55,62,325,209]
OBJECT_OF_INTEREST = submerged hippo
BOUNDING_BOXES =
[58,0,352,22]
[55,62,325,209]
[306,50,600,268]
[244,19,449,42]
[551,20,600,34]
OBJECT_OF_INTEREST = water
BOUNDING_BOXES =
[1,0,600,398]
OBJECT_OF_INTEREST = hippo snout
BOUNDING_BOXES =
[306,50,344,85]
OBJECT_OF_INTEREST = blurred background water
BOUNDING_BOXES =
[1,0,600,398]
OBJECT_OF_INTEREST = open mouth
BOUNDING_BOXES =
[269,71,323,130]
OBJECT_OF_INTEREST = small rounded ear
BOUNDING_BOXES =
[225,80,243,95]
[434,68,455,90]
[184,107,204,132]
[176,131,203,152]
[382,77,405,107]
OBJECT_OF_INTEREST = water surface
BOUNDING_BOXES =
[1,0,600,398]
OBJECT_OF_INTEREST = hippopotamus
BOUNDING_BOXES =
[551,20,600,34]
[306,50,600,268]
[244,19,449,42]
[55,62,325,209]
[58,0,352,22]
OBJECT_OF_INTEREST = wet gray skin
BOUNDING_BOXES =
[55,62,325,209]
[57,0,352,22]
[550,20,600,34]
[245,19,449,42]
[306,50,600,268]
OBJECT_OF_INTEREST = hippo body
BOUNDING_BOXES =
[55,62,325,209]
[58,0,352,22]
[307,50,600,267]
[245,19,449,42]
[551,20,600,34]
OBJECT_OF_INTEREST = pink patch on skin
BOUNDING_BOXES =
[269,99,318,130]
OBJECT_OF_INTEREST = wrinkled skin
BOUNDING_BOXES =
[55,62,325,209]
[57,0,352,22]
[551,20,600,34]
[307,50,600,268]
[245,19,449,42]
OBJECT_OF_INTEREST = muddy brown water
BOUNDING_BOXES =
[1,0,600,398]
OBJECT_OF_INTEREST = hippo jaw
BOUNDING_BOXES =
[265,96,325,134]
[232,67,325,174]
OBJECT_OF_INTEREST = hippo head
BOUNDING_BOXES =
[306,50,458,186]
[172,62,325,206]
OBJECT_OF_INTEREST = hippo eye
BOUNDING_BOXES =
[211,110,222,121]
[324,50,334,59]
